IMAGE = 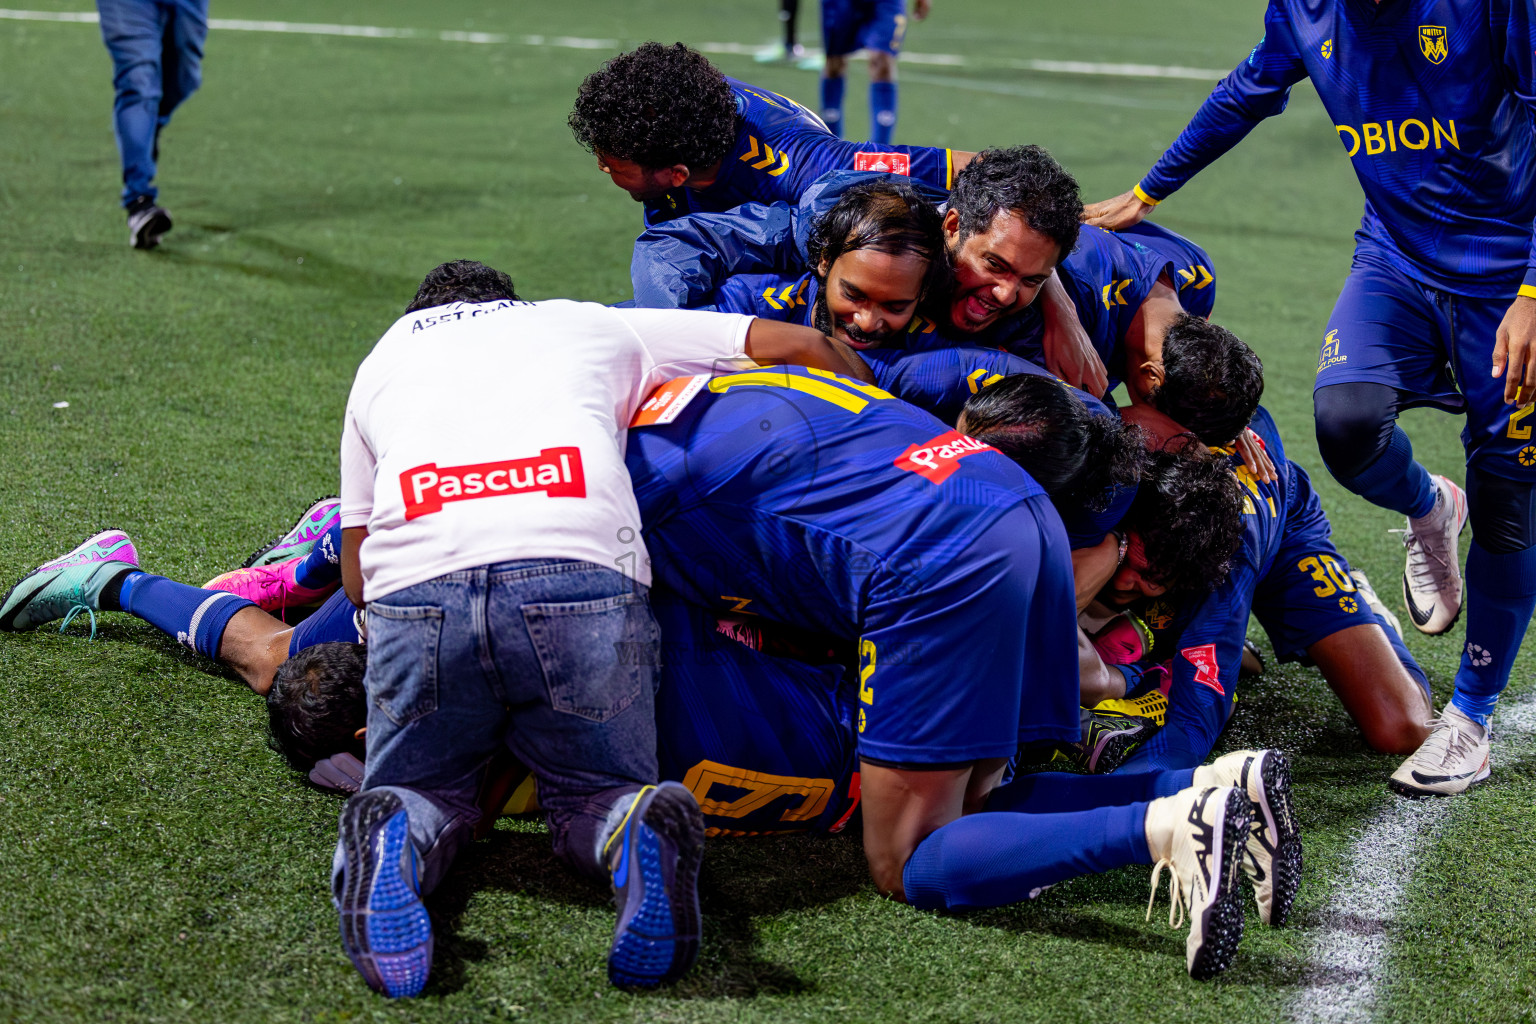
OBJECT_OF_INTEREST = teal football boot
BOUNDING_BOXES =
[0,531,140,636]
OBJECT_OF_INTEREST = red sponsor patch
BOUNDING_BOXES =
[893,430,995,484]
[1181,643,1225,695]
[399,447,585,520]
[853,151,911,175]
[630,375,708,427]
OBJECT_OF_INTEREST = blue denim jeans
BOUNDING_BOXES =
[96,0,209,205]
[343,560,661,894]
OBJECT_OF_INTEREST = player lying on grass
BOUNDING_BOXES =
[1101,325,1434,773]
[573,45,1106,390]
[1083,0,1536,797]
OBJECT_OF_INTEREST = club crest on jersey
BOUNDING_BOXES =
[854,151,911,175]
[399,447,585,519]
[894,430,996,483]
[1418,25,1447,64]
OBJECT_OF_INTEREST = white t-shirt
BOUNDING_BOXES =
[340,299,754,601]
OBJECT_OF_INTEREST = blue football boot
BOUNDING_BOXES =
[604,781,705,987]
[333,791,433,997]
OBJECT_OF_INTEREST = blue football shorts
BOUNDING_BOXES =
[1315,244,1536,480]
[822,0,908,57]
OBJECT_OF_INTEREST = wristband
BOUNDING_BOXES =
[1132,184,1163,207]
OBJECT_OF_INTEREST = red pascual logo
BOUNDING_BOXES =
[400,447,585,520]
[1181,643,1225,695]
[894,430,995,484]
[854,151,911,175]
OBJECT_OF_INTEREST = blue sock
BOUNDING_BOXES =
[118,573,256,659]
[869,80,897,144]
[1449,540,1536,726]
[293,522,343,589]
[1339,426,1437,518]
[902,802,1151,911]
[820,76,845,137]
[986,768,1194,813]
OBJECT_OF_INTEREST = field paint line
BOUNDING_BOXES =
[1288,691,1536,1024]
[0,9,1226,82]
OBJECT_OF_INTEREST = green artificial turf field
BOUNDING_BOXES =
[2,1,1534,1021]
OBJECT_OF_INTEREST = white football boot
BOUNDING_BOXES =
[1398,475,1468,635]
[1350,568,1403,640]
[1143,785,1251,980]
[1389,704,1491,797]
[1194,750,1302,927]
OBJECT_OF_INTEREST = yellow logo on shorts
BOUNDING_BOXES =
[1339,595,1358,614]
[1418,26,1448,64]
[1518,446,1536,467]
[1318,329,1347,374]
[1320,38,1332,59]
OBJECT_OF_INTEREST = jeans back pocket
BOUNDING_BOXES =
[522,592,659,723]
[366,602,445,727]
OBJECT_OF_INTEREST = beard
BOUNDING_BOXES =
[812,290,893,349]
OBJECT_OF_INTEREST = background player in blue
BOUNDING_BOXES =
[568,42,969,227]
[1104,325,1436,773]
[818,0,928,144]
[1084,0,1536,795]
[96,0,208,248]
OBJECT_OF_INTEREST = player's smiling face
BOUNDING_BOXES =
[814,248,927,349]
[593,151,685,201]
[942,208,1061,333]
[1101,531,1170,605]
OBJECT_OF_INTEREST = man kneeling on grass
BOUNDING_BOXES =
[0,259,871,999]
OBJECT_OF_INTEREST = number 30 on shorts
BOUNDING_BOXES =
[1297,554,1355,598]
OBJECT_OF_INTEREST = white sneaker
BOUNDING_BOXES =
[1194,750,1302,927]
[1399,475,1468,635]
[1388,704,1491,797]
[1350,568,1403,641]
[1144,785,1251,980]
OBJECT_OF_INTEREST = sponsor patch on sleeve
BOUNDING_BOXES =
[630,375,710,427]
[894,430,995,484]
[1180,643,1225,696]
[853,151,911,175]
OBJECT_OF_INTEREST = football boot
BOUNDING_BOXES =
[1398,475,1467,635]
[0,530,140,636]
[1144,785,1251,980]
[1389,704,1491,797]
[1194,749,1302,926]
[604,782,705,987]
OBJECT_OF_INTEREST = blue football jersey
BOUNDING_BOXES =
[1121,406,1300,770]
[643,78,958,226]
[862,346,1136,547]
[1137,0,1536,297]
[626,365,1082,765]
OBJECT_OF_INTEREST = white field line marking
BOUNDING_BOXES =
[1289,692,1536,1024]
[0,9,1226,82]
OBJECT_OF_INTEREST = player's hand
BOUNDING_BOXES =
[911,0,931,20]
[1040,271,1109,395]
[1234,427,1277,483]
[1492,293,1536,405]
[1082,189,1155,230]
